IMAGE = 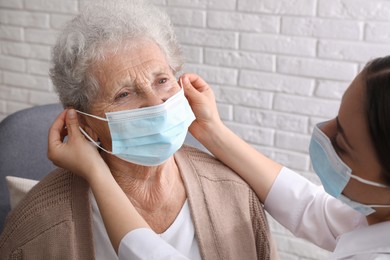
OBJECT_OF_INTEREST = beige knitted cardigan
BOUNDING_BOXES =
[0,146,274,259]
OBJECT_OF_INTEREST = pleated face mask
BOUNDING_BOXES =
[77,87,195,166]
[309,121,390,215]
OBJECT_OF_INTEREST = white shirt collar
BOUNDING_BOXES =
[89,190,201,260]
[332,220,390,259]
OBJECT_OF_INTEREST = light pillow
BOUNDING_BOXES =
[6,176,39,209]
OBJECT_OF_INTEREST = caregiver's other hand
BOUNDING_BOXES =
[48,109,109,182]
[180,73,224,141]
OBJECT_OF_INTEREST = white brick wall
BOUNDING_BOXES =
[1,0,390,258]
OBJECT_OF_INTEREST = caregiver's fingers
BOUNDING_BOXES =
[65,109,83,139]
[181,73,210,93]
[47,109,69,164]
[48,109,68,147]
[180,75,203,102]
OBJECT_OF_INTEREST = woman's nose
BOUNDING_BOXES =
[139,91,164,108]
[320,118,337,139]
[136,82,179,108]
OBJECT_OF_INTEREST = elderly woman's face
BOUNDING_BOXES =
[86,39,180,150]
[93,40,179,112]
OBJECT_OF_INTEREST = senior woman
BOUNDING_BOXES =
[0,1,275,259]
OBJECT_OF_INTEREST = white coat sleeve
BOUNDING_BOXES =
[264,167,367,251]
[118,228,190,260]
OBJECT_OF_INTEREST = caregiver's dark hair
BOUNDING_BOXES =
[363,56,390,184]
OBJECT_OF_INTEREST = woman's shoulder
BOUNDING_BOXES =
[0,168,90,250]
[7,168,74,211]
[21,168,85,207]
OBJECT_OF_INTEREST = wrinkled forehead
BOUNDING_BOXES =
[92,39,172,86]
[96,38,168,70]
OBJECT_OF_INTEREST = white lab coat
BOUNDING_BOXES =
[118,167,390,259]
[265,167,390,259]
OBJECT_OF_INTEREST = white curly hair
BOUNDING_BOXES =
[50,0,183,112]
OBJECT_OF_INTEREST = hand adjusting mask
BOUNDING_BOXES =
[77,87,195,166]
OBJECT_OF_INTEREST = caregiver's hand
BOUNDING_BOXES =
[181,74,282,202]
[48,109,152,254]
[47,109,109,182]
[181,73,224,141]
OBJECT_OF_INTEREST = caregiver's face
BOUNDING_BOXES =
[320,72,386,205]
[86,39,180,150]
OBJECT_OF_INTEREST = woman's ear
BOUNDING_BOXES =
[78,114,99,142]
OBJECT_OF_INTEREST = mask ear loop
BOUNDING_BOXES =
[179,78,184,89]
[75,110,112,154]
[78,126,113,154]
[349,174,390,188]
[76,110,108,121]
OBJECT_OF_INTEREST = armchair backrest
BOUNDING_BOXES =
[0,104,63,232]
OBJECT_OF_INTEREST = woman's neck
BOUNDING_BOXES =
[103,154,186,232]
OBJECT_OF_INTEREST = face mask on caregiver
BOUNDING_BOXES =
[309,121,390,216]
[77,87,195,166]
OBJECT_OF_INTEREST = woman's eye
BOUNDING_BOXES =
[116,92,129,100]
[158,78,168,84]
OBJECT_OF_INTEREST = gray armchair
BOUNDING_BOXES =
[0,104,62,233]
[0,103,207,233]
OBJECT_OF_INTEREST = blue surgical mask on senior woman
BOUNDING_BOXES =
[309,121,390,216]
[77,88,195,166]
